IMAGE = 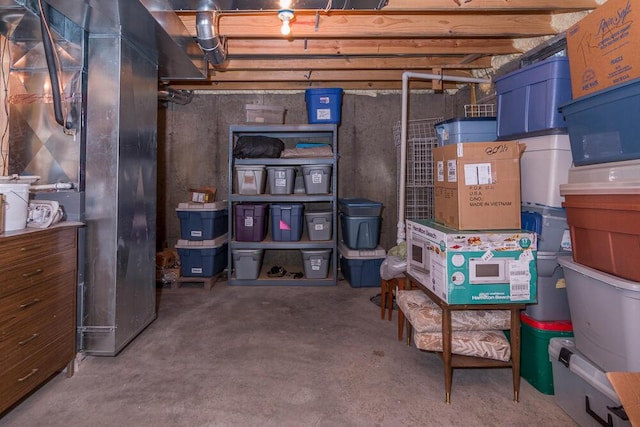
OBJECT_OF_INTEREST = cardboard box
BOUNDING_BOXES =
[434,141,523,230]
[189,186,216,204]
[607,372,640,426]
[407,219,537,305]
[566,0,640,98]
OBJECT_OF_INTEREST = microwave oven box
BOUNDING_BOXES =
[566,0,640,98]
[407,219,538,305]
[434,141,524,230]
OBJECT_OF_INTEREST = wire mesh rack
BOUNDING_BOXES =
[464,104,496,117]
[393,117,443,220]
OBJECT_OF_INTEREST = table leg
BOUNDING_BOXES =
[511,308,521,402]
[442,307,453,404]
[380,279,387,320]
[387,279,394,321]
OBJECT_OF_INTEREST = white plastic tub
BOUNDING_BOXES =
[0,183,30,232]
[234,165,266,195]
[558,257,640,372]
[519,133,573,208]
[567,159,640,184]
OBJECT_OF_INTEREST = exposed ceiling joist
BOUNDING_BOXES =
[163,0,600,91]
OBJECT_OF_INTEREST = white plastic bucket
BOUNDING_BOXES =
[0,183,30,231]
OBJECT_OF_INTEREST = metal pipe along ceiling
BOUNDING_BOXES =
[397,71,491,244]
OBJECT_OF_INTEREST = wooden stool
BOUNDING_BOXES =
[380,277,406,321]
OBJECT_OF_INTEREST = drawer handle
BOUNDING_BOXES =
[20,244,43,252]
[17,368,39,382]
[18,333,40,346]
[20,298,41,309]
[22,268,44,278]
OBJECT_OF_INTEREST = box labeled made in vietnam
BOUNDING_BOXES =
[434,141,523,230]
[566,0,640,98]
[408,219,537,305]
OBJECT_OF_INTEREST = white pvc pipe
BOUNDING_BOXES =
[397,71,491,244]
[30,182,74,191]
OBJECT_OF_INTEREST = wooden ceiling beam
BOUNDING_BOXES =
[204,69,474,82]
[218,56,492,71]
[180,12,556,38]
[223,38,521,56]
[168,80,453,91]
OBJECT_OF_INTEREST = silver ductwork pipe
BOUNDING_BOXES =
[195,11,226,66]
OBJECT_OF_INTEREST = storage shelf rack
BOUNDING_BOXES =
[228,124,338,286]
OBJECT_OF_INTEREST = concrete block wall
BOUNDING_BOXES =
[157,90,472,253]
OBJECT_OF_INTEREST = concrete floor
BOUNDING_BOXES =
[0,279,577,427]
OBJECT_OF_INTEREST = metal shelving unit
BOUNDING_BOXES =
[228,124,338,286]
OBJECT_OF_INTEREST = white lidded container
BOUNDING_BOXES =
[234,165,266,195]
[519,133,573,208]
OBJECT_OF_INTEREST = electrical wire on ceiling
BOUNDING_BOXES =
[37,0,74,134]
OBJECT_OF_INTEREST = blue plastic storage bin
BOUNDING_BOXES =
[560,78,640,166]
[175,236,228,277]
[305,88,343,124]
[176,202,228,241]
[270,203,304,241]
[496,56,572,140]
[338,198,383,217]
[340,213,381,250]
[434,117,497,145]
[521,205,571,253]
[338,242,385,288]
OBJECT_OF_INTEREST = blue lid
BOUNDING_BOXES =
[338,197,382,207]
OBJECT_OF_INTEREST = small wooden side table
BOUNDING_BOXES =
[404,272,525,404]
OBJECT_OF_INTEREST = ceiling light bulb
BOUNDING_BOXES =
[278,9,294,36]
[280,17,291,35]
[280,0,292,8]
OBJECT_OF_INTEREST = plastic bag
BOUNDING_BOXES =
[233,135,284,158]
[380,255,407,281]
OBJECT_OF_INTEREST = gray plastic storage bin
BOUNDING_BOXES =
[549,338,630,427]
[267,166,296,194]
[301,164,332,194]
[232,249,264,280]
[525,253,572,322]
[340,213,381,250]
[301,249,332,279]
[304,210,333,241]
[558,257,640,372]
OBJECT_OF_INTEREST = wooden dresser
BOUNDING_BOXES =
[0,223,80,414]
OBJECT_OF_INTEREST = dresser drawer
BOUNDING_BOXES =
[0,249,76,298]
[0,334,74,414]
[0,274,75,373]
[0,226,77,270]
[0,271,76,330]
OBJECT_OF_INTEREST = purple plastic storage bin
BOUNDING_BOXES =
[234,203,268,242]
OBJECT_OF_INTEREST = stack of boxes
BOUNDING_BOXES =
[492,53,581,396]
[546,0,640,423]
[408,138,538,305]
[337,198,386,288]
[174,199,229,280]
